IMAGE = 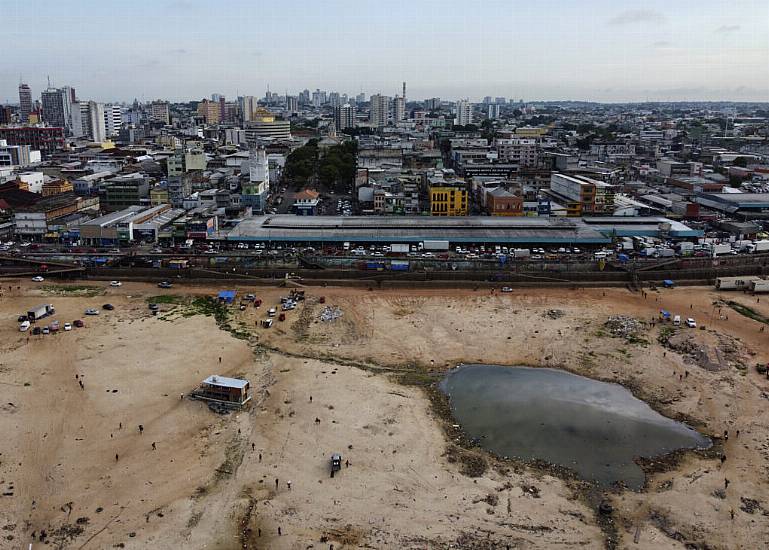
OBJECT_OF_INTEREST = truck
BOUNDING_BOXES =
[27,304,55,322]
[676,242,694,256]
[716,276,759,291]
[390,243,410,254]
[750,279,769,294]
[422,240,450,251]
[752,240,769,253]
[658,248,675,258]
[390,260,409,271]
[513,248,531,258]
[711,243,733,256]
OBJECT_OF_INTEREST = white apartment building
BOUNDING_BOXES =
[455,99,472,126]
[104,104,122,136]
[80,101,106,142]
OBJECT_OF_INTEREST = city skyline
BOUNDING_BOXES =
[2,0,768,104]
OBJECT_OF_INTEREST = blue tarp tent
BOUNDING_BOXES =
[663,279,675,288]
[217,290,237,304]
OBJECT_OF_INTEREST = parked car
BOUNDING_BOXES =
[19,320,30,332]
[158,281,173,289]
[85,308,99,316]
[73,319,84,328]
[42,326,50,334]
[32,326,42,335]
[501,287,513,293]
[685,318,697,328]
[63,322,72,331]
[31,276,44,282]
[17,315,28,322]
[148,303,159,311]
[110,281,122,287]
[102,303,115,310]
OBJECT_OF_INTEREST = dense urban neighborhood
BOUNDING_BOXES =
[3,2,769,548]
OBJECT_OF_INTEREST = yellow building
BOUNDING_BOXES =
[429,185,468,216]
[150,187,169,205]
[197,100,221,124]
[41,179,73,197]
[514,126,548,138]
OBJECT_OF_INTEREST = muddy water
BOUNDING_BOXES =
[440,365,711,489]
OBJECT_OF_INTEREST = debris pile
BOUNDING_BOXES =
[320,306,343,322]
[604,315,643,338]
[544,309,565,319]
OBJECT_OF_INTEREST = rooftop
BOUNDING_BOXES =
[202,375,249,389]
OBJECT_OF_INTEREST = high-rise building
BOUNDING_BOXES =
[495,97,506,104]
[150,100,170,124]
[454,99,472,126]
[41,87,69,130]
[487,104,501,120]
[197,99,221,124]
[80,101,106,142]
[425,97,441,110]
[483,96,493,104]
[393,96,405,122]
[241,147,269,212]
[356,92,366,104]
[104,104,122,136]
[370,94,389,127]
[335,103,355,131]
[69,101,84,138]
[300,89,310,105]
[239,96,258,122]
[285,96,299,114]
[18,84,32,123]
[328,92,341,108]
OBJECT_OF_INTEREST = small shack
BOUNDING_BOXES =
[193,375,251,408]
[217,290,237,304]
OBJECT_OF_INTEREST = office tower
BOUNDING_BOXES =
[197,99,221,124]
[455,99,472,126]
[356,92,365,103]
[495,97,506,104]
[393,96,405,122]
[41,87,69,129]
[335,103,355,131]
[483,96,492,104]
[425,97,441,110]
[402,82,406,104]
[69,101,84,138]
[369,94,389,127]
[487,104,501,120]
[329,92,341,108]
[300,89,310,105]
[18,83,32,123]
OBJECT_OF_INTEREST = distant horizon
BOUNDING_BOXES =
[3,0,768,104]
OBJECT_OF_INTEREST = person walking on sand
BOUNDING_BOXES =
[115,453,119,462]
[275,478,279,490]
[287,480,292,490]
[730,508,735,520]
[139,424,144,435]
[251,442,255,451]
[259,453,262,462]
[152,442,156,450]
[724,478,730,489]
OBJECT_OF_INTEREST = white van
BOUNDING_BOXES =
[268,307,277,317]
[673,315,681,326]
[19,320,30,332]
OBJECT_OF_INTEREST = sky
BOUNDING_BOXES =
[2,0,768,104]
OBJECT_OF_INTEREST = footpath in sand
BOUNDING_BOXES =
[1,281,768,549]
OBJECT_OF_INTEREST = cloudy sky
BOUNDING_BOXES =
[2,0,767,103]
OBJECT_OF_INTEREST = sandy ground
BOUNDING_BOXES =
[1,280,769,549]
